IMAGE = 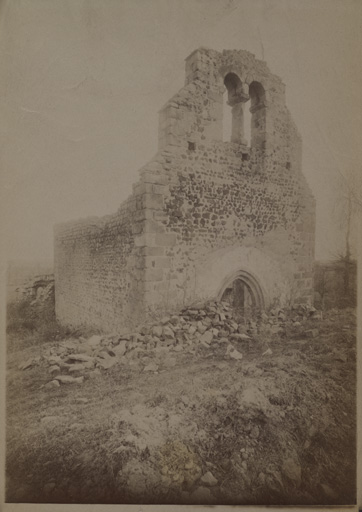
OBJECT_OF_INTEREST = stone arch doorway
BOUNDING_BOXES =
[195,245,289,312]
[217,270,264,321]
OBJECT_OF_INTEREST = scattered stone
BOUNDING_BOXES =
[226,344,243,360]
[97,357,117,370]
[118,332,131,341]
[75,397,89,404]
[87,335,102,347]
[220,458,231,470]
[170,314,180,325]
[152,325,163,338]
[282,457,302,487]
[44,380,60,389]
[181,396,190,406]
[18,358,38,371]
[66,354,93,363]
[97,350,111,359]
[333,351,347,362]
[163,325,174,339]
[73,342,92,355]
[163,357,177,368]
[88,369,101,379]
[41,416,58,424]
[143,363,158,372]
[305,329,319,338]
[55,375,84,384]
[262,348,273,356]
[232,333,250,341]
[250,425,260,439]
[188,325,197,335]
[320,483,337,500]
[200,330,213,345]
[49,365,60,374]
[271,325,282,334]
[241,387,269,410]
[230,320,238,330]
[48,355,62,365]
[43,482,56,493]
[68,363,86,373]
[258,472,266,484]
[190,486,213,503]
[113,340,127,357]
[69,423,84,430]
[197,321,207,334]
[200,471,218,486]
[58,359,71,368]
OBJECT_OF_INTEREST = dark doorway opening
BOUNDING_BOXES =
[220,273,263,322]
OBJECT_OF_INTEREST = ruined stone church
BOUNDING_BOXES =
[55,48,315,332]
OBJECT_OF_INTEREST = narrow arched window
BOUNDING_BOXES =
[249,81,266,148]
[223,72,249,145]
[222,75,267,148]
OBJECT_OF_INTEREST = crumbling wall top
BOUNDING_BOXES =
[184,47,286,104]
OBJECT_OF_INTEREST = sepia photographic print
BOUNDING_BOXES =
[1,1,361,510]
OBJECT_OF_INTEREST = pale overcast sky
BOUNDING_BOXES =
[1,0,361,263]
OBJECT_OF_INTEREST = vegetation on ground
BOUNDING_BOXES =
[5,298,356,505]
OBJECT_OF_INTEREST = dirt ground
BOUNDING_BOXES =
[5,305,356,505]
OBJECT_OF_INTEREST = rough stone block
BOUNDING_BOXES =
[152,184,168,195]
[132,182,153,196]
[134,233,156,247]
[143,220,165,234]
[144,268,164,282]
[155,233,177,247]
[138,246,165,257]
[143,193,164,210]
[140,171,168,185]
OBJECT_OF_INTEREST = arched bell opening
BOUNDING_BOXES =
[222,74,267,149]
[223,72,249,145]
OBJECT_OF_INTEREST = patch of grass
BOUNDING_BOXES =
[6,295,102,352]
[5,306,357,505]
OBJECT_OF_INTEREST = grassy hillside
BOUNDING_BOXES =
[5,301,356,505]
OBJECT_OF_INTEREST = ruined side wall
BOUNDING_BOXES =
[54,197,143,331]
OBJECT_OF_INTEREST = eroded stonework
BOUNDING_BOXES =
[55,48,315,331]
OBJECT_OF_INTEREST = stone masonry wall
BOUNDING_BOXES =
[55,197,143,331]
[55,48,315,332]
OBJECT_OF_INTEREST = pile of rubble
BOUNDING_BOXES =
[18,301,321,388]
